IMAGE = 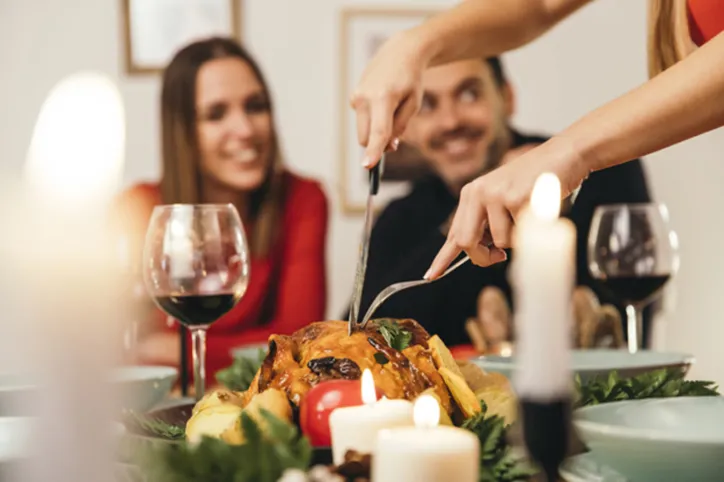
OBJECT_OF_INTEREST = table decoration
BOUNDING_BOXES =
[119,314,719,482]
[512,173,575,482]
[8,71,126,482]
[371,394,479,482]
[328,369,414,464]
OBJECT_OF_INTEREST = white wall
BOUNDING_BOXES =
[1,0,723,383]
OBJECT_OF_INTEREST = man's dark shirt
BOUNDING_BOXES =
[344,129,653,347]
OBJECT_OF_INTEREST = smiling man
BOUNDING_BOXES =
[349,57,655,349]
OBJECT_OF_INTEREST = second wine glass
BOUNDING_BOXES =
[142,204,249,400]
[587,203,679,353]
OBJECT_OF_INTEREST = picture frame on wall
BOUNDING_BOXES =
[339,7,440,215]
[121,0,241,74]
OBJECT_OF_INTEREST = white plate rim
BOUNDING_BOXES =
[559,453,628,482]
[473,350,695,373]
[574,396,724,445]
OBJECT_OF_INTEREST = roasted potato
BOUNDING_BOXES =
[192,388,246,415]
[439,367,482,418]
[457,361,518,424]
[186,403,244,444]
[429,335,465,380]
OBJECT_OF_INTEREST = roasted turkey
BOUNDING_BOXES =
[242,319,454,415]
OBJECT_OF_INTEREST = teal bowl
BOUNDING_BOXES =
[113,365,178,413]
[471,349,694,383]
[574,396,724,481]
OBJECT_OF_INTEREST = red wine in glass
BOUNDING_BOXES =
[154,293,242,327]
[588,203,678,353]
[142,204,249,400]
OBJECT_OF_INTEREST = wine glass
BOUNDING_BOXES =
[142,204,249,400]
[588,203,679,354]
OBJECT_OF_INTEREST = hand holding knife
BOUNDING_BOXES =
[348,157,384,335]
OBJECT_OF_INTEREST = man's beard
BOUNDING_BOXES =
[429,124,507,184]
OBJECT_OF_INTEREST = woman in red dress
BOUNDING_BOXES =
[116,37,328,385]
[349,0,724,275]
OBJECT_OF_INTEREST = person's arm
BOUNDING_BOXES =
[416,0,590,67]
[560,32,724,174]
[427,32,724,277]
[352,0,590,166]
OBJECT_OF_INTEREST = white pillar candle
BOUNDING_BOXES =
[328,369,414,465]
[372,394,479,482]
[511,173,575,400]
[13,72,126,482]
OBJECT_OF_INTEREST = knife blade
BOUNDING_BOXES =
[348,157,384,335]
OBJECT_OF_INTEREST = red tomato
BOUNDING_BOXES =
[299,379,382,447]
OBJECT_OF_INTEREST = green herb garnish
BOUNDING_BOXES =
[462,411,536,482]
[123,410,185,440]
[215,348,266,392]
[374,352,390,365]
[377,319,413,351]
[137,409,312,482]
[575,367,719,408]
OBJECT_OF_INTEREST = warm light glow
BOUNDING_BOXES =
[499,342,513,357]
[361,369,377,405]
[413,394,440,428]
[529,173,561,221]
[24,72,125,208]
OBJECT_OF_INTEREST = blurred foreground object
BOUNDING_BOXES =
[3,72,126,482]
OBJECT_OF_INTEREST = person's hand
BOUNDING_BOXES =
[425,137,589,278]
[350,29,433,168]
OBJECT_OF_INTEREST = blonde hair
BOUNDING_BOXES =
[647,0,696,78]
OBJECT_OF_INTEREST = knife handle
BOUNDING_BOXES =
[369,156,384,195]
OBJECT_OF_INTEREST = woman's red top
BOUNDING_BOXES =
[688,0,724,46]
[116,170,328,382]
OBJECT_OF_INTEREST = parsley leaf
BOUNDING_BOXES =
[215,348,266,392]
[123,411,185,440]
[377,319,413,351]
[462,411,536,482]
[135,409,312,482]
[574,367,719,408]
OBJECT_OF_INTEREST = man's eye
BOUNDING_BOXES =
[459,88,478,103]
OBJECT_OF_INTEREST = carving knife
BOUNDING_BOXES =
[348,157,384,335]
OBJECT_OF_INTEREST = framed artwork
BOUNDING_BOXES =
[121,0,241,74]
[338,7,440,215]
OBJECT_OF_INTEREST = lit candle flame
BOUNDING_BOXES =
[361,368,377,405]
[24,72,125,208]
[413,394,440,428]
[530,173,561,221]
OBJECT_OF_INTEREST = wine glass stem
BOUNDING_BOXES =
[625,304,642,354]
[190,327,207,401]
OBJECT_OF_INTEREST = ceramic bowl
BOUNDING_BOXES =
[574,396,724,481]
[471,349,693,383]
[113,365,178,413]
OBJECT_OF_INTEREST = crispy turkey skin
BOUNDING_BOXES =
[242,319,453,414]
